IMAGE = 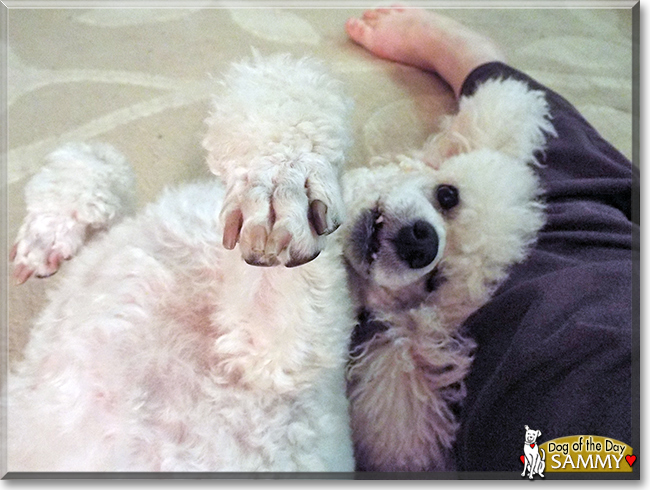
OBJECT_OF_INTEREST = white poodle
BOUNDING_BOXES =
[343,78,555,471]
[8,52,555,473]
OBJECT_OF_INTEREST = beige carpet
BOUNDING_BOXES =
[6,6,634,372]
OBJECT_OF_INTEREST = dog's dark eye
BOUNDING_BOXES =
[436,185,459,210]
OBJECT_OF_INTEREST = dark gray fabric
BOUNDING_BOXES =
[454,62,637,471]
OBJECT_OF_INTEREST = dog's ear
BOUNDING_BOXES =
[524,425,529,430]
[422,78,556,169]
[537,430,542,438]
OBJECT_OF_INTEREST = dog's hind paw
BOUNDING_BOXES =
[10,212,87,284]
[220,161,344,267]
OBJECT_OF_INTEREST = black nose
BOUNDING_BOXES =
[393,220,439,269]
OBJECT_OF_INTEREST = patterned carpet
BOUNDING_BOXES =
[5,6,635,369]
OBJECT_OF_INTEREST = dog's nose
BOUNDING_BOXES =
[393,220,439,269]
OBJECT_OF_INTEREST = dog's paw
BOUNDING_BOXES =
[220,161,344,267]
[10,212,87,284]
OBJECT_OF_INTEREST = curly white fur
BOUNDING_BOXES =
[8,55,555,473]
[11,143,135,283]
[8,54,355,472]
[203,52,352,266]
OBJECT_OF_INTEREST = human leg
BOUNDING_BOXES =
[345,7,505,97]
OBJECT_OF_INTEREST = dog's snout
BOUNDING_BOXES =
[393,220,439,269]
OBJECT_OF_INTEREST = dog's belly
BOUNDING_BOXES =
[8,181,354,472]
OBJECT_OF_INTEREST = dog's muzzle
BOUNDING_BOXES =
[392,220,439,269]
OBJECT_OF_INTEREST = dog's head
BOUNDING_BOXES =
[524,426,542,444]
[341,157,450,294]
[340,147,545,317]
[340,79,554,319]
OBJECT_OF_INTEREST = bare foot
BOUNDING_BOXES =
[345,6,505,97]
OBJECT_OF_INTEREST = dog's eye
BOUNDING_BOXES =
[436,185,459,210]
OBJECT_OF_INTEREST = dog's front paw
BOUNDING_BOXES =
[220,161,344,267]
[10,212,86,284]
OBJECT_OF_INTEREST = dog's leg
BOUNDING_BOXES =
[348,308,475,471]
[538,450,546,477]
[11,143,135,284]
[521,458,528,477]
[202,54,351,268]
[194,55,355,470]
[529,455,537,478]
[423,78,556,166]
[203,178,355,471]
[524,455,534,478]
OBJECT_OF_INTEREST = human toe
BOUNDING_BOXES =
[345,18,373,48]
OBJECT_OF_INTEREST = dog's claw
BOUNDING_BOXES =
[310,200,329,236]
[44,252,64,274]
[223,209,243,250]
[14,263,34,285]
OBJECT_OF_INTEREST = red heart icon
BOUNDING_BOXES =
[530,443,535,448]
[520,455,525,465]
[625,455,636,467]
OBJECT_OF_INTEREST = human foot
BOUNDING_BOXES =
[345,7,505,97]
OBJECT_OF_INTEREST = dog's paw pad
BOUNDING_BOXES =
[10,212,86,284]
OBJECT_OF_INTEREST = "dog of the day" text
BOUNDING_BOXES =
[541,436,634,472]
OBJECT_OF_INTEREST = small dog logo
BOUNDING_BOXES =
[521,425,545,479]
